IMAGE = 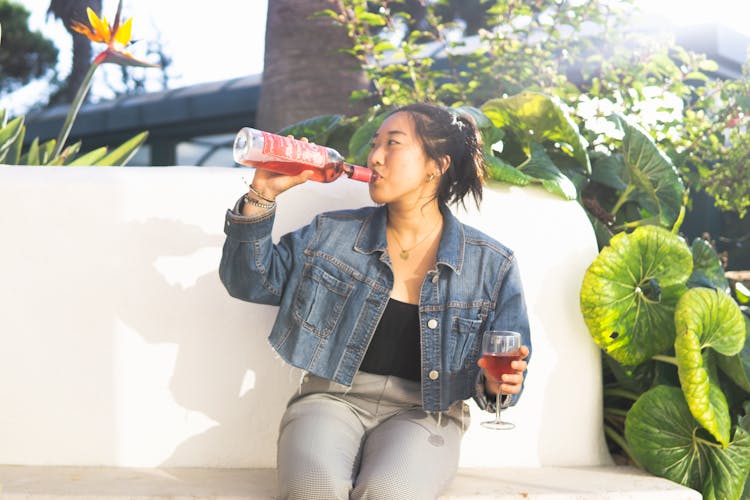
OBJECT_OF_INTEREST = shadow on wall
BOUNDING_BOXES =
[110,217,294,468]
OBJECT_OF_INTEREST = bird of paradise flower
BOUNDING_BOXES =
[51,0,159,160]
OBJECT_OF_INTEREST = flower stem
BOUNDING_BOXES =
[52,61,100,160]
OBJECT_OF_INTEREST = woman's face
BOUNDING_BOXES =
[367,111,441,206]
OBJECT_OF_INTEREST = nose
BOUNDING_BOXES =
[367,144,383,168]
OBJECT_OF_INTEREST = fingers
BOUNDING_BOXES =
[477,344,529,397]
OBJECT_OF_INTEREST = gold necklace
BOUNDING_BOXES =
[388,219,442,260]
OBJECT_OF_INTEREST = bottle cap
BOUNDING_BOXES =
[348,165,373,183]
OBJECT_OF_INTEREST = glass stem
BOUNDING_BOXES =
[495,390,502,423]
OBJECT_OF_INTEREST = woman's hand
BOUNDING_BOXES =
[249,167,313,202]
[477,345,529,396]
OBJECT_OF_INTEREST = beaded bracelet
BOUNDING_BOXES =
[247,183,275,203]
[243,194,276,210]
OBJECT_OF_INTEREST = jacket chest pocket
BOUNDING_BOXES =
[448,316,483,370]
[292,263,354,339]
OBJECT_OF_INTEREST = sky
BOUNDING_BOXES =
[3,0,749,116]
[2,0,268,114]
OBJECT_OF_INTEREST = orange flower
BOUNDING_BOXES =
[71,0,157,68]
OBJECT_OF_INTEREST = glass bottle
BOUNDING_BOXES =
[233,128,372,183]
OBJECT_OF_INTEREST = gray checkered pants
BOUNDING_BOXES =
[276,371,469,499]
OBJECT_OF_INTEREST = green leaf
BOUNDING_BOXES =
[484,150,532,186]
[356,12,386,26]
[67,147,109,166]
[717,315,750,392]
[481,92,590,174]
[452,105,492,129]
[349,112,388,167]
[5,122,25,165]
[22,137,40,165]
[277,114,344,145]
[689,238,730,291]
[735,282,750,305]
[0,116,24,163]
[590,152,628,191]
[675,288,746,446]
[48,142,81,166]
[683,71,709,82]
[580,225,693,366]
[612,115,685,228]
[521,142,577,199]
[625,385,750,500]
[699,59,720,72]
[38,139,56,165]
[94,132,148,166]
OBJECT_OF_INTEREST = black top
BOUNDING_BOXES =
[360,298,421,382]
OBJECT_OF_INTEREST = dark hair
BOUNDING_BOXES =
[391,103,486,208]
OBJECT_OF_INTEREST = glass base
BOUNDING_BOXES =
[481,419,515,430]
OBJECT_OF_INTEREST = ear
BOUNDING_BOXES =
[437,155,450,175]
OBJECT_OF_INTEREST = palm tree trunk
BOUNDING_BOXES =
[256,0,369,132]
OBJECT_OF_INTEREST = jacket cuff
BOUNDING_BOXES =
[223,194,276,242]
[473,371,513,413]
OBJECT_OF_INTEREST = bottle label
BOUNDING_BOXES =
[261,131,328,168]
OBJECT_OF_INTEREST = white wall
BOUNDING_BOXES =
[0,166,609,468]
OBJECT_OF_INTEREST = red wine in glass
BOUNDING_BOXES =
[481,330,522,430]
[481,351,522,380]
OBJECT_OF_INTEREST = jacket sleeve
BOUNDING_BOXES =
[472,254,532,412]
[218,195,315,306]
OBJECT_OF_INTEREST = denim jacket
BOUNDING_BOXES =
[220,197,531,412]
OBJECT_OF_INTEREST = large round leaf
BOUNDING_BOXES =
[613,115,685,229]
[625,385,750,500]
[482,92,590,173]
[580,225,692,365]
[675,288,746,446]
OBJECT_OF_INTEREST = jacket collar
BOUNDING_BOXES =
[354,204,464,275]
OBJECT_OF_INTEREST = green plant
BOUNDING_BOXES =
[581,225,750,499]
[0,0,157,166]
[0,108,147,166]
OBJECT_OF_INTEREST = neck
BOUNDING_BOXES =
[386,199,442,236]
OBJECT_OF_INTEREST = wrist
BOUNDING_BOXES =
[248,183,276,203]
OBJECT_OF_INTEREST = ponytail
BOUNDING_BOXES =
[391,103,486,208]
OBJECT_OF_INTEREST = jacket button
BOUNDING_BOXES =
[431,274,439,283]
[427,319,438,329]
[428,370,440,380]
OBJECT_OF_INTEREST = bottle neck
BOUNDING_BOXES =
[343,162,373,183]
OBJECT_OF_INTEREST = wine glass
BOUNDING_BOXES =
[480,330,522,430]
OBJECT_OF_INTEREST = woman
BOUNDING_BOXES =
[220,103,531,499]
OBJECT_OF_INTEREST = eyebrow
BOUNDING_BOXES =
[372,130,408,138]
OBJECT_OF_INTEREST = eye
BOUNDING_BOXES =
[387,139,399,145]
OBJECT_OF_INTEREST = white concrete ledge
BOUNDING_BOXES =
[0,166,699,498]
[0,465,700,499]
